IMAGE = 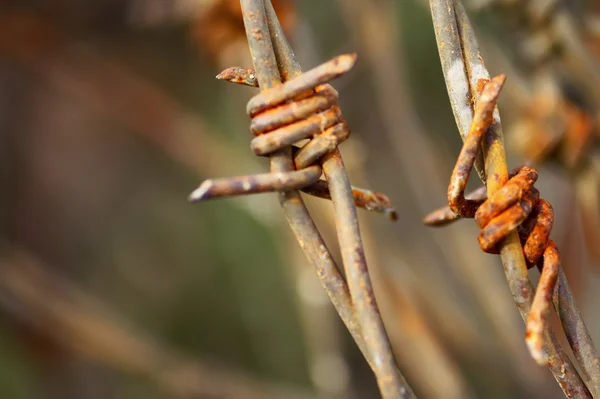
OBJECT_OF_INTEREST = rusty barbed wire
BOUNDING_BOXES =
[189,54,398,220]
[461,3,600,390]
[427,1,599,397]
[333,4,548,389]
[425,75,559,363]
[189,0,414,397]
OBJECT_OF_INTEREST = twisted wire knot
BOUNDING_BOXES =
[189,54,397,220]
[469,165,560,363]
[474,166,557,269]
[246,55,353,174]
[423,75,562,364]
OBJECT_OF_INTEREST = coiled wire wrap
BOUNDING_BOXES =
[473,166,559,361]
[190,54,398,220]
[426,166,560,362]
[246,55,351,174]
[424,75,561,364]
[429,1,599,394]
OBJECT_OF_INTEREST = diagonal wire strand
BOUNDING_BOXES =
[239,1,415,397]
[237,0,371,365]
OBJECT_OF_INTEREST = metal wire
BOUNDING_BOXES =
[464,0,600,395]
[190,61,397,219]
[430,75,561,364]
[426,1,598,397]
[189,0,415,397]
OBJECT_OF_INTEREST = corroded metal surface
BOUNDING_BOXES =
[194,54,397,218]
[190,0,414,397]
[426,1,599,397]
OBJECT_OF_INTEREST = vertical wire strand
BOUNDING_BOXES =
[262,1,415,397]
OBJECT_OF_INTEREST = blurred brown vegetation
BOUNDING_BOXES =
[0,0,598,398]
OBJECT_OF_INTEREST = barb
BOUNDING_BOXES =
[333,3,545,387]
[192,56,398,219]
[427,185,600,396]
[189,166,322,201]
[190,0,415,397]
[427,1,596,397]
[213,67,398,218]
[300,181,398,221]
[215,69,398,220]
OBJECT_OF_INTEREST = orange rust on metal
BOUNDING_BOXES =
[194,61,399,219]
[293,121,350,169]
[423,186,487,226]
[216,66,258,87]
[240,55,351,191]
[476,188,539,255]
[246,54,356,116]
[206,2,415,396]
[303,181,398,221]
[521,199,554,265]
[427,75,576,367]
[475,78,489,96]
[526,241,560,362]
[471,167,547,265]
[250,86,338,135]
[447,75,506,218]
[474,167,537,228]
[431,1,599,395]
[251,107,342,154]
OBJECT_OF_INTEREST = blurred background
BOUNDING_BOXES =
[0,0,599,398]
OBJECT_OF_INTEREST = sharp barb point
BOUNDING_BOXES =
[188,181,212,202]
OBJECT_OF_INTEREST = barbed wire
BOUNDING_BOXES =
[425,1,599,397]
[189,0,415,397]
